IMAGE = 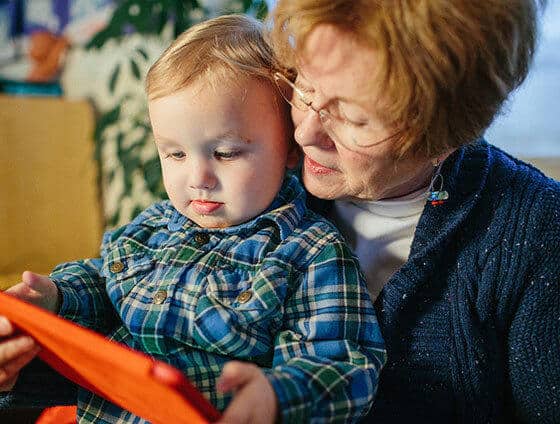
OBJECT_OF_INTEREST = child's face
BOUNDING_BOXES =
[148,78,294,228]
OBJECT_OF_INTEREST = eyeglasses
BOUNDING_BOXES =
[273,72,401,150]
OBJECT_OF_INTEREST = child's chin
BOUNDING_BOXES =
[190,215,234,229]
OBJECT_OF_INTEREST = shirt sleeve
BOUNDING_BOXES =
[264,237,386,423]
[49,230,117,333]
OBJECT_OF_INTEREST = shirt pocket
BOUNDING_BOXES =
[103,252,154,301]
[193,265,285,358]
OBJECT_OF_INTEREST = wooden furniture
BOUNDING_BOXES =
[0,95,103,289]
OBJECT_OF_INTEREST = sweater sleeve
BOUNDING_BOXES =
[508,185,560,423]
[264,238,386,423]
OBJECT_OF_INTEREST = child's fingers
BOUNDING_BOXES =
[21,271,51,293]
[216,361,259,393]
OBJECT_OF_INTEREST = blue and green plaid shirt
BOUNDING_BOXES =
[51,175,386,423]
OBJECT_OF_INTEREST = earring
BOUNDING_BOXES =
[427,158,449,206]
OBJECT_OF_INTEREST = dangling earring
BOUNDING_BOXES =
[427,158,449,206]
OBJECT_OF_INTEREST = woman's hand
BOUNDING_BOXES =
[0,271,60,391]
[216,361,278,424]
[0,317,40,391]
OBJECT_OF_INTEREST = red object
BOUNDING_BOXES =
[0,292,221,424]
[36,406,77,424]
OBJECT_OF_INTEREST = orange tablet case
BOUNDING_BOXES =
[0,292,221,424]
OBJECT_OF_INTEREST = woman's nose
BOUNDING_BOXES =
[292,107,335,149]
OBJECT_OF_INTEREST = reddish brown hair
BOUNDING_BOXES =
[268,0,544,157]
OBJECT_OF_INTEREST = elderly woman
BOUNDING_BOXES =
[262,0,559,423]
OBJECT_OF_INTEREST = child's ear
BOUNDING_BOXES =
[286,144,300,169]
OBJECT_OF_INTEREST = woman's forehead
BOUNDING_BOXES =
[296,24,381,107]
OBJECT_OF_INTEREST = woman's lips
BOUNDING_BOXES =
[190,200,223,214]
[304,155,336,175]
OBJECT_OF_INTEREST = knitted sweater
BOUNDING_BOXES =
[361,140,560,423]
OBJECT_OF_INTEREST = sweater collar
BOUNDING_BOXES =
[377,139,491,326]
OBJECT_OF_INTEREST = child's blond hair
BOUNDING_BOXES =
[146,14,284,100]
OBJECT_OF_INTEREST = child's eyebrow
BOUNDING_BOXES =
[153,135,180,146]
[215,131,251,144]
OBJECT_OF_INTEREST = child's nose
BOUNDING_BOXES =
[189,162,217,190]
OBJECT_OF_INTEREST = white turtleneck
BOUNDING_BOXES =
[332,186,428,300]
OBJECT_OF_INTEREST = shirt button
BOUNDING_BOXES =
[153,290,167,305]
[109,261,124,273]
[194,233,209,245]
[236,290,253,304]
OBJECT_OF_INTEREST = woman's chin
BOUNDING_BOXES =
[302,171,343,200]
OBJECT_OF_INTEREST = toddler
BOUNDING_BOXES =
[0,14,386,423]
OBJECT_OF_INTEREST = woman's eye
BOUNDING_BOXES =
[166,151,186,160]
[214,150,240,160]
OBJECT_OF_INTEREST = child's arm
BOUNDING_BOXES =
[49,257,116,333]
[219,236,386,423]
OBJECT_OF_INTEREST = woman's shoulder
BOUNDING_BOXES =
[485,143,560,220]
[487,143,558,187]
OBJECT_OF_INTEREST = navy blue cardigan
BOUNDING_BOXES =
[360,141,560,423]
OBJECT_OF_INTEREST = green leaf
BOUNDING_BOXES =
[130,59,141,80]
[136,47,149,60]
[93,105,121,161]
[109,64,121,93]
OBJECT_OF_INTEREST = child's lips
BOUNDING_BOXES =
[190,200,223,214]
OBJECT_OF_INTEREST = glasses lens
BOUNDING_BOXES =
[273,73,310,111]
[319,111,400,150]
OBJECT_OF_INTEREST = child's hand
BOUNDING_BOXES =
[216,361,278,424]
[6,271,61,313]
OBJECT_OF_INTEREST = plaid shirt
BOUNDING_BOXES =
[51,175,386,423]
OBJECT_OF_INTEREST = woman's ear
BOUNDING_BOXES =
[286,144,301,169]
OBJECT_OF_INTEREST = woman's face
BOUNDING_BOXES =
[292,24,432,201]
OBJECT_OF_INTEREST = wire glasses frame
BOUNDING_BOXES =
[272,71,401,150]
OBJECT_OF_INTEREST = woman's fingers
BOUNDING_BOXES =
[0,345,40,391]
[0,316,14,337]
[0,335,40,390]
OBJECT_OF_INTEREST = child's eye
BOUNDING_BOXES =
[214,150,240,160]
[166,151,186,160]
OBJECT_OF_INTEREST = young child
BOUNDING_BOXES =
[0,14,386,423]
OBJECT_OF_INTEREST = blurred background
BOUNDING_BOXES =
[0,0,558,288]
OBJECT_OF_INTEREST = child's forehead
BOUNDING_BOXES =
[190,72,275,98]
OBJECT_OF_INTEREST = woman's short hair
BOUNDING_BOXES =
[146,14,284,100]
[268,0,546,157]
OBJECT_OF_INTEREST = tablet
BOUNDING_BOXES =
[0,292,221,424]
